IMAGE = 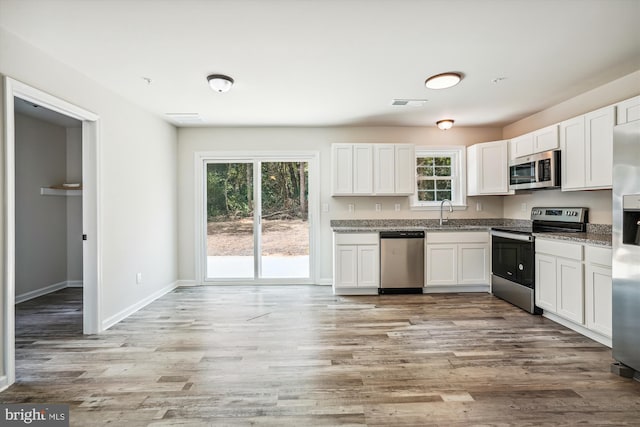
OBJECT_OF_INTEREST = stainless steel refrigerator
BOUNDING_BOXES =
[612,119,640,376]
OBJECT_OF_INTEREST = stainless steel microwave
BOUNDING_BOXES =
[508,150,561,191]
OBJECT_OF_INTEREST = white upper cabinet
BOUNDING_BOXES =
[561,115,586,191]
[585,105,614,189]
[353,144,374,194]
[533,124,559,152]
[510,125,559,159]
[373,144,396,195]
[394,144,416,195]
[510,133,534,159]
[467,140,513,195]
[616,95,640,125]
[332,143,414,196]
[331,144,354,195]
[561,105,614,191]
[332,143,373,195]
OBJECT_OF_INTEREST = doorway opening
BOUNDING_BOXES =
[3,78,100,388]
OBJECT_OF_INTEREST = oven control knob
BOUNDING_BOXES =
[518,264,524,271]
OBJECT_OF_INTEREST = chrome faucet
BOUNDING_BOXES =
[440,199,453,226]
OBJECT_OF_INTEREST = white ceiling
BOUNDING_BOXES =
[1,0,639,128]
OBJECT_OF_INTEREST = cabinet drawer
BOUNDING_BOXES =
[335,233,379,245]
[427,231,489,244]
[536,239,583,260]
[585,245,612,267]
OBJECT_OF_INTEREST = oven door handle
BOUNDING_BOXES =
[490,230,534,242]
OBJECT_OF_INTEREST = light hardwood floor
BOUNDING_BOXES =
[2,286,639,426]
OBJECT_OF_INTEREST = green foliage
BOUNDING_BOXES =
[207,162,308,221]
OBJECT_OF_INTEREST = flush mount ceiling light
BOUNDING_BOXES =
[436,119,455,130]
[425,72,462,90]
[207,74,234,93]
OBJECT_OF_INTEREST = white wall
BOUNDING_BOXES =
[177,126,503,284]
[503,189,612,224]
[1,28,179,328]
[14,113,68,296]
[501,70,640,224]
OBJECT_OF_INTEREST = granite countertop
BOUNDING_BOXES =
[331,219,612,247]
[331,218,511,233]
[534,232,612,247]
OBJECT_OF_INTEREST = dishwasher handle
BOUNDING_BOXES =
[380,231,425,239]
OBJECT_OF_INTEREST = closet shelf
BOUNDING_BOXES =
[40,187,82,197]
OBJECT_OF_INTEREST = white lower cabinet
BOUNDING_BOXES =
[535,239,612,345]
[556,257,584,324]
[426,232,489,289]
[585,246,612,338]
[426,244,457,285]
[333,233,379,292]
[535,239,584,323]
[535,253,557,311]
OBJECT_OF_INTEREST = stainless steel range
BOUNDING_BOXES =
[490,207,589,313]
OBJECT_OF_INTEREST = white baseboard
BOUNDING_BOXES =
[176,280,198,287]
[543,311,612,348]
[333,287,380,295]
[0,375,8,392]
[66,280,84,288]
[101,281,179,331]
[15,281,68,304]
[317,278,332,286]
[423,285,490,294]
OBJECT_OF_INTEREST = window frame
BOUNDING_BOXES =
[411,146,467,210]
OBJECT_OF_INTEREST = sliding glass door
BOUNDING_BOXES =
[259,161,309,278]
[205,159,310,281]
[206,162,254,278]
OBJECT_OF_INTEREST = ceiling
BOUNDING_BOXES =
[1,0,639,128]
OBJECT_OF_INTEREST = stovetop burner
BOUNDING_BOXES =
[492,207,589,235]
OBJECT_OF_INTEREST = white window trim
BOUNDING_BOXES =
[411,146,467,211]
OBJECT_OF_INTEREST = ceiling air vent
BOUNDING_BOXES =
[391,99,428,107]
[165,113,203,124]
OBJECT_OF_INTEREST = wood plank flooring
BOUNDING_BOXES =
[2,286,639,426]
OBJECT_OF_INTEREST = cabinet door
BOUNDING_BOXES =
[426,244,457,286]
[533,124,559,153]
[585,106,614,189]
[616,95,640,125]
[480,140,511,194]
[556,258,584,324]
[334,245,358,287]
[535,253,557,311]
[560,116,586,191]
[357,245,379,287]
[510,133,534,159]
[332,144,353,195]
[395,145,415,194]
[458,243,489,285]
[373,144,395,194]
[353,144,373,194]
[585,263,612,338]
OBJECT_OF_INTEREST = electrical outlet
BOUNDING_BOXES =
[322,203,329,213]
[395,203,401,212]
[375,203,381,212]
[136,273,143,284]
[476,202,483,211]
[521,203,527,212]
[348,203,354,213]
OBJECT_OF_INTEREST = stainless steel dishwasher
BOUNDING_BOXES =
[379,231,425,294]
